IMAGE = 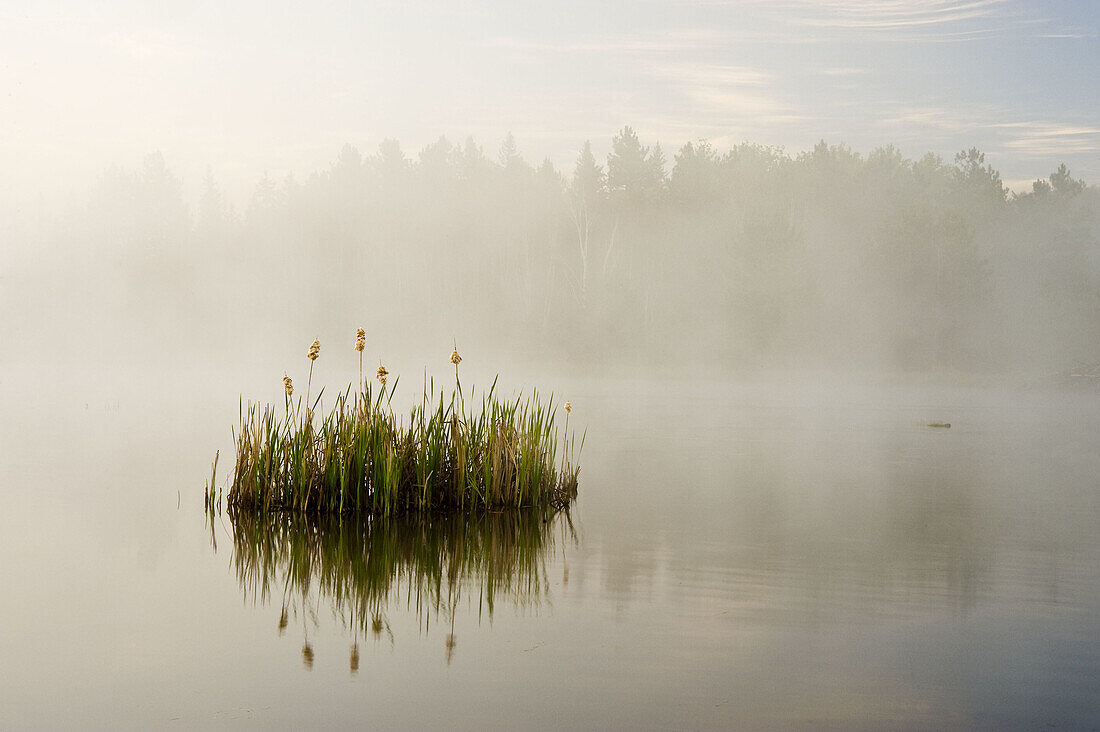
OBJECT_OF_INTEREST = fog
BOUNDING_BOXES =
[4,130,1098,388]
[6,2,1100,726]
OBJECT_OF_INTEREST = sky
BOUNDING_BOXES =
[1,0,1098,205]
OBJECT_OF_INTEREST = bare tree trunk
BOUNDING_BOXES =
[603,216,619,278]
[567,195,591,304]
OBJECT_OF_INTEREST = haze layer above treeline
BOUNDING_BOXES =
[6,128,1098,380]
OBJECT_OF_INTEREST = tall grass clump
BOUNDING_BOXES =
[225,337,582,516]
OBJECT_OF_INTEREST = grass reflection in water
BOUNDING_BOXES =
[216,506,575,669]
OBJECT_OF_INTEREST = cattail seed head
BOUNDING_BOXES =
[355,328,365,352]
[283,375,293,396]
[564,401,572,414]
[307,339,321,361]
[376,364,388,386]
[450,348,462,365]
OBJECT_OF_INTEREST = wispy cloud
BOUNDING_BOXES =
[995,121,1100,157]
[816,67,868,76]
[1037,29,1098,39]
[647,62,773,88]
[489,37,691,54]
[677,0,1040,41]
[776,0,1013,29]
[875,103,985,135]
[855,105,1100,156]
[645,62,792,120]
[488,29,724,55]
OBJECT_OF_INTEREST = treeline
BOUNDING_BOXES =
[12,128,1100,376]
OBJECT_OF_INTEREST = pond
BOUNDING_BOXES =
[2,374,1098,729]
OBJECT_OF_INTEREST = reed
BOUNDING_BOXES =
[450,345,462,395]
[355,328,365,390]
[305,338,321,415]
[225,339,581,516]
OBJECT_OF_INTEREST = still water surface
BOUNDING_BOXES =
[1,376,1098,729]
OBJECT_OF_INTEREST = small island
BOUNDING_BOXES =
[210,333,581,516]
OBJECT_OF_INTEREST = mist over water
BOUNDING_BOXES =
[4,6,1100,727]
